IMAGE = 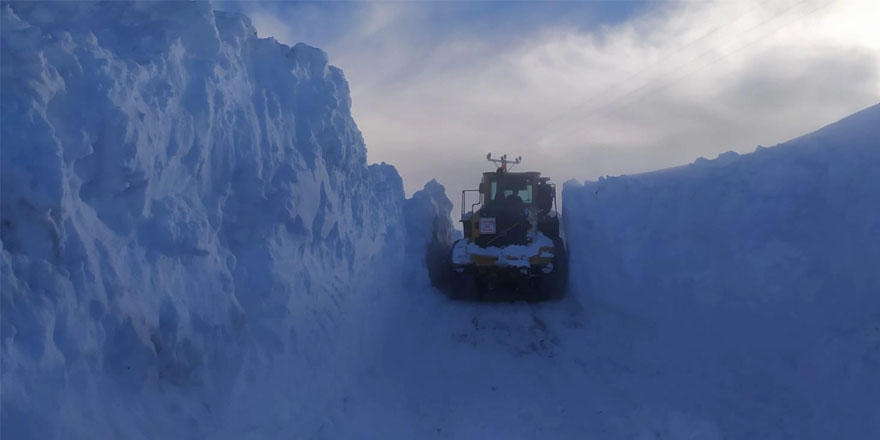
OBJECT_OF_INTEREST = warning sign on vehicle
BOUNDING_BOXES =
[479,217,496,234]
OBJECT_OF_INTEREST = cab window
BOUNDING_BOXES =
[500,185,532,202]
[518,185,533,203]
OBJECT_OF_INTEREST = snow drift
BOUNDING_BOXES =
[1,3,417,438]
[563,103,880,438]
[404,179,455,288]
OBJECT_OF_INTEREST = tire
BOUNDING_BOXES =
[449,270,477,299]
[539,239,568,300]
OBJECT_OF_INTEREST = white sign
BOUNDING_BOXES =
[479,217,496,234]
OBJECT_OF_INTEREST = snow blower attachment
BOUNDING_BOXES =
[446,153,567,300]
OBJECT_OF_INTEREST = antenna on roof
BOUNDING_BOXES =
[487,153,522,172]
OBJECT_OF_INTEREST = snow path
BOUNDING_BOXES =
[345,294,592,439]
[315,290,726,439]
[330,280,876,439]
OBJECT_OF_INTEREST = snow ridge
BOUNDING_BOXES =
[1,3,407,438]
[563,103,880,438]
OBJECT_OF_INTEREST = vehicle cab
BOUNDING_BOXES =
[461,167,558,247]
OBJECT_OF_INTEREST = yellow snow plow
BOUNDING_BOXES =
[447,153,567,300]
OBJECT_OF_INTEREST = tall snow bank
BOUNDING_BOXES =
[563,103,880,438]
[1,3,406,438]
[403,179,455,288]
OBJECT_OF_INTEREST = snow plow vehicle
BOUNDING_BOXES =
[446,153,567,300]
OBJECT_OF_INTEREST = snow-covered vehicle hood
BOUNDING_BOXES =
[452,232,555,268]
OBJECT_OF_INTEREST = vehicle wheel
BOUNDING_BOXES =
[448,269,476,300]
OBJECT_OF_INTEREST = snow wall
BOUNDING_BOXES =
[563,104,880,437]
[1,3,450,438]
[403,179,455,289]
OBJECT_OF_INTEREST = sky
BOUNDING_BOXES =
[221,0,880,220]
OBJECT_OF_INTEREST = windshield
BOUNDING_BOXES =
[489,177,532,203]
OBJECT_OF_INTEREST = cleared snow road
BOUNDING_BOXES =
[327,267,879,440]
[323,287,728,439]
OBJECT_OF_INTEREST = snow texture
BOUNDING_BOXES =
[1,3,408,438]
[404,179,455,287]
[563,103,880,439]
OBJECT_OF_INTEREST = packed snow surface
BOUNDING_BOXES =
[3,1,880,439]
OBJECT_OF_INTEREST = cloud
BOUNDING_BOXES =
[240,0,880,219]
